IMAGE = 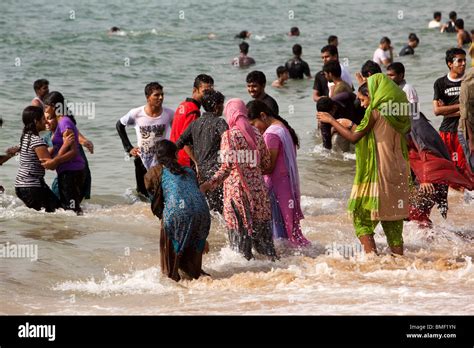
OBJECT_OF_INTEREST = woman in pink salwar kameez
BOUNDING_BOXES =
[200,99,278,261]
[247,100,310,247]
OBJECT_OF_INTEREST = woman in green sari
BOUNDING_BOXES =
[318,73,411,255]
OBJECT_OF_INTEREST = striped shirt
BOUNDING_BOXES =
[15,133,47,188]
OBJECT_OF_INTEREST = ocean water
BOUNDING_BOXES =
[0,0,473,315]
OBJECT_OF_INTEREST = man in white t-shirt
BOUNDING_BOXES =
[387,62,419,118]
[373,37,394,68]
[116,82,174,197]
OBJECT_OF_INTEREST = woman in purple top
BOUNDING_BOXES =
[42,92,86,215]
[247,100,310,247]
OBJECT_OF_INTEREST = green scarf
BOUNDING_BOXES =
[347,73,411,219]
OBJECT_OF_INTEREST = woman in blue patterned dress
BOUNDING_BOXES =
[145,140,211,281]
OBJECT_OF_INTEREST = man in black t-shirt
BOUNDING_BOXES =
[246,71,279,116]
[285,44,311,79]
[433,47,468,171]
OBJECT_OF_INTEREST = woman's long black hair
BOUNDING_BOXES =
[246,100,300,148]
[20,106,44,150]
[155,140,187,175]
[43,91,77,125]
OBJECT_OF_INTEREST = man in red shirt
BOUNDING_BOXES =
[171,74,214,167]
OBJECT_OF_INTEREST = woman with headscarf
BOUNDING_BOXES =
[200,99,278,261]
[318,73,411,255]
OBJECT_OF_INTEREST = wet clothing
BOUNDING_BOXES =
[353,209,403,247]
[171,98,201,167]
[52,117,85,174]
[15,133,62,212]
[263,124,309,246]
[232,54,256,67]
[145,165,210,281]
[43,131,92,200]
[285,57,311,79]
[119,105,174,170]
[176,111,229,213]
[399,45,415,56]
[209,99,277,260]
[15,134,46,188]
[52,117,86,213]
[433,74,462,133]
[58,169,86,213]
[348,74,410,243]
[15,182,62,213]
[444,21,456,33]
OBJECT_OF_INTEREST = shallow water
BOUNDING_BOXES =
[0,0,473,315]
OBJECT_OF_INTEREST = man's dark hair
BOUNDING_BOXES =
[235,30,249,39]
[246,71,266,86]
[321,44,338,57]
[316,97,336,113]
[110,26,120,32]
[201,90,225,113]
[193,74,214,89]
[408,33,419,43]
[33,79,49,92]
[387,62,405,76]
[471,29,474,35]
[454,19,464,30]
[433,11,441,19]
[290,27,300,35]
[144,82,163,97]
[292,44,302,56]
[445,47,466,67]
[276,66,288,77]
[361,60,382,78]
[380,36,391,45]
[239,41,249,54]
[327,35,338,45]
[449,11,457,20]
[322,60,341,78]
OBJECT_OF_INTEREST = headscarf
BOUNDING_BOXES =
[224,98,258,154]
[348,73,411,219]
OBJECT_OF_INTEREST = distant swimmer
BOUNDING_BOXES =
[271,66,289,88]
[231,41,256,67]
[288,27,300,36]
[108,26,125,36]
[428,11,442,29]
[327,35,338,47]
[235,30,251,39]
[399,33,419,56]
[285,44,311,79]
[373,36,394,68]
[31,79,49,109]
[455,19,472,48]
[207,33,216,40]
[441,11,457,33]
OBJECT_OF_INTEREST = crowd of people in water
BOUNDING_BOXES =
[0,10,473,282]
